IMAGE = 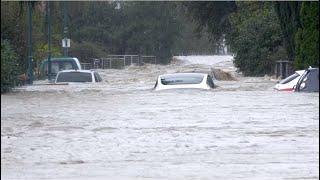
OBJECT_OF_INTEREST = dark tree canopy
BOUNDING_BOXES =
[183,2,237,43]
[274,1,302,61]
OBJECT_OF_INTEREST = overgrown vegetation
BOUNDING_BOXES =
[294,2,319,69]
[68,2,216,63]
[228,2,286,76]
[183,1,237,51]
[1,40,21,93]
[274,1,319,69]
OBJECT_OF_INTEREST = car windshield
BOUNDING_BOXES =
[160,74,204,85]
[56,72,92,82]
[279,73,299,84]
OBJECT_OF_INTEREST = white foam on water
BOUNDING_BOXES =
[174,55,234,66]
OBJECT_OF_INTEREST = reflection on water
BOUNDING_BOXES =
[1,56,319,180]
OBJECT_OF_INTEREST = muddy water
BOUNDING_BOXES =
[1,56,319,180]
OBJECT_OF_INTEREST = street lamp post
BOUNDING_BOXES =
[63,1,69,57]
[27,2,33,84]
[47,1,52,81]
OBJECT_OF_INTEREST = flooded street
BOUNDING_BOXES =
[1,56,319,180]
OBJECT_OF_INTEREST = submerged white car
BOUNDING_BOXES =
[274,70,305,91]
[55,70,102,83]
[154,73,215,91]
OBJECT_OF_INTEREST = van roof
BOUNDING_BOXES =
[42,57,79,61]
[58,70,94,73]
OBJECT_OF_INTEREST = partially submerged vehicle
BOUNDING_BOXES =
[294,67,319,92]
[274,70,305,91]
[39,57,82,79]
[154,73,214,91]
[55,70,102,83]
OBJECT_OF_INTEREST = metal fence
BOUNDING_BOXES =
[80,63,92,70]
[141,56,156,64]
[81,55,156,69]
[275,60,294,79]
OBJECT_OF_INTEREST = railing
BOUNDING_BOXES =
[275,60,294,79]
[80,63,92,70]
[81,55,156,69]
[141,55,156,64]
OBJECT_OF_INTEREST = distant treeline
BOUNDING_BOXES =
[1,1,318,92]
[1,2,215,65]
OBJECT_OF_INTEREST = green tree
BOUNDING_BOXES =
[228,2,286,76]
[294,2,319,69]
[1,2,28,71]
[1,40,21,93]
[68,1,181,64]
[182,1,237,50]
[173,4,216,55]
[274,2,302,62]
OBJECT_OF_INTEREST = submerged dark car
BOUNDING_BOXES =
[294,67,319,92]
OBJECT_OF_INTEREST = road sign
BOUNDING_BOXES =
[62,38,70,48]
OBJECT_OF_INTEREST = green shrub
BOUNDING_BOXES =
[1,40,21,93]
[228,2,286,76]
[294,2,319,69]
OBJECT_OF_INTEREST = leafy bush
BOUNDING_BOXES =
[1,40,21,93]
[294,2,319,69]
[228,2,286,76]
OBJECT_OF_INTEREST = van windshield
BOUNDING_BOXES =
[44,61,76,74]
[56,72,92,82]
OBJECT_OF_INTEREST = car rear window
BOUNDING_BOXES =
[56,72,92,82]
[160,74,204,85]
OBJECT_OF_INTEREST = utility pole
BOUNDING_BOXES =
[63,1,69,57]
[47,1,52,81]
[27,2,33,84]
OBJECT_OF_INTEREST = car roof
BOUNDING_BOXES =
[308,67,319,71]
[296,70,306,75]
[295,68,318,75]
[58,70,94,73]
[159,73,208,78]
